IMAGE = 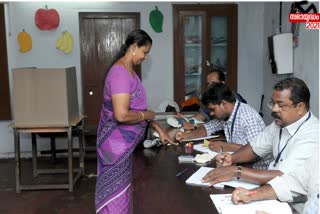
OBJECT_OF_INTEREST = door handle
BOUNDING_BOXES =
[89,90,94,96]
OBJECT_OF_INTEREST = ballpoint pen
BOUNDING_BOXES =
[176,168,189,177]
[220,146,224,166]
[238,191,257,196]
[178,113,190,123]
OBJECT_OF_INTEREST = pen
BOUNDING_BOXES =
[220,146,224,166]
[238,191,257,196]
[179,113,190,123]
[176,168,189,177]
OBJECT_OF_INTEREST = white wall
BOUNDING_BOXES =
[1,2,317,157]
[2,1,174,157]
[237,2,265,111]
[262,2,319,125]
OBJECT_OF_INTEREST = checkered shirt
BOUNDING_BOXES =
[203,100,274,169]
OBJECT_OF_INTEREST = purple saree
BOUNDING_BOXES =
[95,65,148,214]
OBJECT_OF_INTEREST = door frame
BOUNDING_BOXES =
[173,4,238,107]
[79,12,140,127]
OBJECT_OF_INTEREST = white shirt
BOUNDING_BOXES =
[268,150,319,214]
[250,111,319,173]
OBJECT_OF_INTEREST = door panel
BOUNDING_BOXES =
[210,16,228,79]
[183,15,203,99]
[79,13,140,126]
[0,4,11,120]
[173,5,237,108]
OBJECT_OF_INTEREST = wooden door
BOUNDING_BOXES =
[79,13,140,126]
[173,5,238,108]
[0,3,11,120]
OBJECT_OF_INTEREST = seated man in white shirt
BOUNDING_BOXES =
[202,77,319,186]
[231,149,319,214]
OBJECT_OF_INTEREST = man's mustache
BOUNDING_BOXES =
[271,112,281,120]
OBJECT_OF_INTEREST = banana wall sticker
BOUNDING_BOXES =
[56,31,73,54]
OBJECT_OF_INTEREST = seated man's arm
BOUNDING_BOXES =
[268,151,318,202]
[232,185,277,205]
[215,144,258,167]
[202,165,283,186]
[176,118,223,141]
[176,125,207,141]
[209,141,243,152]
[192,112,207,122]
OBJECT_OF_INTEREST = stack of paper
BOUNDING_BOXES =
[166,116,205,128]
[193,143,233,156]
[181,135,219,142]
[186,167,259,189]
[210,194,292,214]
[193,144,219,156]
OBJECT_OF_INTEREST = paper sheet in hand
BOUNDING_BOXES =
[181,135,219,142]
[210,194,292,214]
[193,144,233,157]
[186,167,259,189]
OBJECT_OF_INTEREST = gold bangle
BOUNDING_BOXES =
[139,111,145,121]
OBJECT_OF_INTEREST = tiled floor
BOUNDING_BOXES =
[0,136,97,214]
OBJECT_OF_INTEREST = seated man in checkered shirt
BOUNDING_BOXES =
[176,82,273,169]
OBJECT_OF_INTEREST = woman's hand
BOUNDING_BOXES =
[175,131,184,142]
[150,121,178,146]
[159,131,178,146]
[144,110,155,120]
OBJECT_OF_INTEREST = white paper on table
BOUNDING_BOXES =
[186,167,259,189]
[185,167,224,188]
[210,194,292,214]
[193,144,218,156]
[181,135,219,142]
[193,144,233,157]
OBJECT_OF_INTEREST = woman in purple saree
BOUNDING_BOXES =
[95,30,174,214]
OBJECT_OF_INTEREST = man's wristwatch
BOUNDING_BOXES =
[236,166,243,180]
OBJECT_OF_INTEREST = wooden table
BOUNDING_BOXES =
[132,118,234,214]
[11,117,85,193]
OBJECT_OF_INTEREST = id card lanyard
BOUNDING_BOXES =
[273,111,311,167]
[227,102,241,142]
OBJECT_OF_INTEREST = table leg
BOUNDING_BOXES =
[31,133,38,177]
[67,127,73,192]
[14,129,21,193]
[79,122,85,175]
[50,135,56,163]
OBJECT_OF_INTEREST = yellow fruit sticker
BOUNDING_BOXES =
[202,139,210,147]
[17,30,32,53]
[56,31,73,54]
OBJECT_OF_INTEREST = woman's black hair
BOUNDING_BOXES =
[105,29,152,78]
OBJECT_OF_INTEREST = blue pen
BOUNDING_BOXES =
[176,168,189,177]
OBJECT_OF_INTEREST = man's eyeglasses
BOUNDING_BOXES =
[267,101,296,111]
